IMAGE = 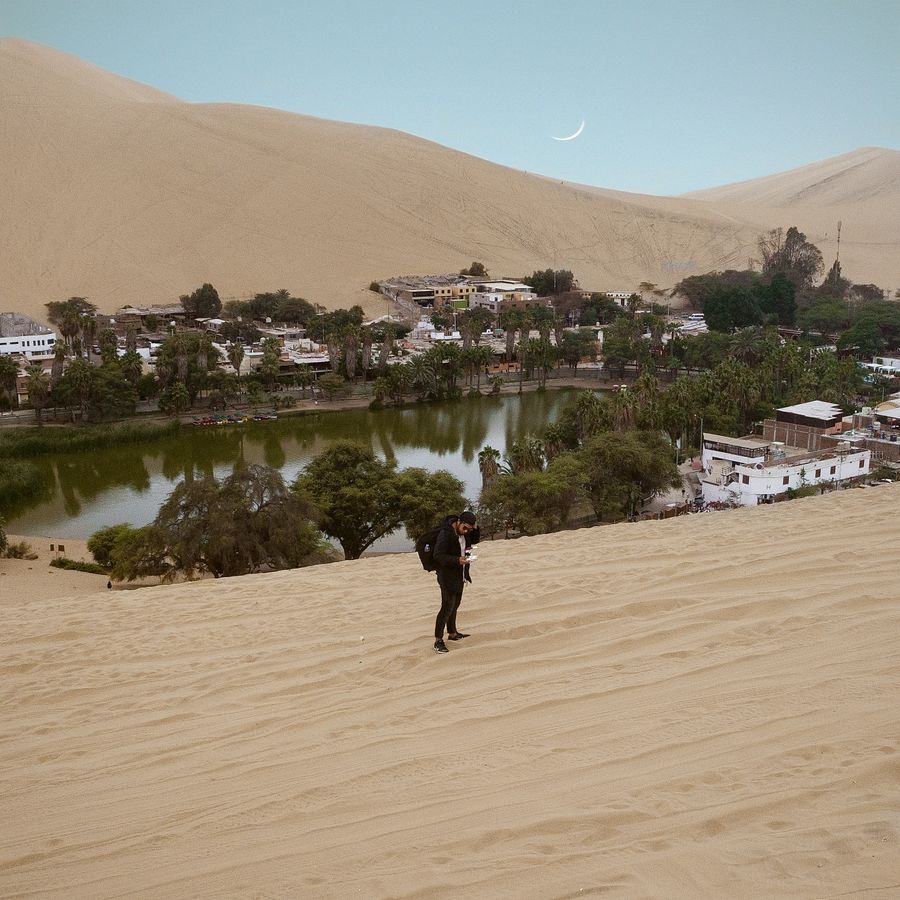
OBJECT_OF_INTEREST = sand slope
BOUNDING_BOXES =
[2,39,898,321]
[2,485,898,898]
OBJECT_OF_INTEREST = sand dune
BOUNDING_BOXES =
[2,485,898,898]
[2,39,897,323]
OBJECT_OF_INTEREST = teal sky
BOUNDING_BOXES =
[2,0,898,194]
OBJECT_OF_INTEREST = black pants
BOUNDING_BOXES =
[435,580,463,640]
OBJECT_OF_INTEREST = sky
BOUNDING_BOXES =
[2,0,898,195]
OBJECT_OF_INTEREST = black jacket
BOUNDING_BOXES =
[433,515,479,591]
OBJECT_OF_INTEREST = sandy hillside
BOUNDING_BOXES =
[2,485,898,898]
[2,39,897,322]
[0,534,110,600]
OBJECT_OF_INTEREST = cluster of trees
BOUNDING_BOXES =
[474,311,884,539]
[89,443,469,580]
[675,226,897,356]
[476,397,680,535]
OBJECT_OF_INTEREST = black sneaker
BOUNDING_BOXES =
[447,632,470,641]
[433,640,449,654]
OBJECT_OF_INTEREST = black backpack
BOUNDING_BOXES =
[415,525,442,572]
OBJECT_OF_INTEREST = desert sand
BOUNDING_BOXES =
[2,38,898,322]
[2,485,898,898]
[0,534,109,600]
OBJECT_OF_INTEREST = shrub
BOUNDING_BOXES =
[50,557,109,575]
[5,540,37,560]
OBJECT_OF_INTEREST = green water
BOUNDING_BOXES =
[7,390,577,551]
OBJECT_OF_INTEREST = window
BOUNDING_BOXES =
[859,460,865,468]
[742,474,749,484]
[815,469,821,478]
[783,476,789,485]
[830,466,836,474]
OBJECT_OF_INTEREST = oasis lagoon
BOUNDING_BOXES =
[8,390,577,552]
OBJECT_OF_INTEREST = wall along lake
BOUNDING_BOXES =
[8,390,576,553]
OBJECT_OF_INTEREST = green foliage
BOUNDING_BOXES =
[0,422,179,458]
[578,430,680,521]
[158,382,190,416]
[228,289,317,325]
[88,523,133,568]
[559,328,599,371]
[50,557,109,575]
[106,465,330,581]
[180,283,222,321]
[369,281,382,293]
[4,539,36,559]
[293,441,466,559]
[459,261,488,277]
[0,458,53,517]
[758,226,824,289]
[316,372,351,400]
[0,514,6,555]
[480,453,585,535]
[579,293,625,326]
[524,269,576,297]
[155,332,221,404]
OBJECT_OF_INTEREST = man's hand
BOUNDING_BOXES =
[458,557,467,566]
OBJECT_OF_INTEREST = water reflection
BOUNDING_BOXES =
[8,391,575,542]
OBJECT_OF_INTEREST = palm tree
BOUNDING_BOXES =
[478,445,502,490]
[25,364,50,426]
[503,436,545,475]
[473,344,493,391]
[729,326,767,366]
[530,305,557,343]
[0,355,19,409]
[500,305,526,367]
[226,341,245,399]
[573,390,606,445]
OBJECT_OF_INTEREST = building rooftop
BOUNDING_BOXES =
[703,433,772,451]
[777,400,843,421]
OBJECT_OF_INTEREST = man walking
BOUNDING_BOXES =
[432,511,478,654]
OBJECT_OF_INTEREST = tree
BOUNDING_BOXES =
[293,441,466,559]
[499,305,527,365]
[259,337,282,390]
[524,269,576,297]
[25,364,50,426]
[578,430,680,521]
[601,317,643,376]
[107,466,329,581]
[0,355,18,409]
[180,283,222,321]
[45,297,97,352]
[478,446,502,491]
[316,372,351,401]
[479,453,586,536]
[758,226,824,288]
[158,382,190,417]
[729,326,768,366]
[88,523,135,569]
[460,261,488,277]
[703,286,764,333]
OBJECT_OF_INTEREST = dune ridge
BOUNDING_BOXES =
[2,39,898,321]
[2,485,898,898]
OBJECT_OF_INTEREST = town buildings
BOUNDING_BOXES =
[700,431,870,507]
[0,313,58,359]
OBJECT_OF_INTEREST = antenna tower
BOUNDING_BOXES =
[836,220,842,264]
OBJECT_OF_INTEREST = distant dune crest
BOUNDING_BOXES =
[1,38,897,319]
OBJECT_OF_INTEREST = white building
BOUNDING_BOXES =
[863,355,900,376]
[0,313,58,359]
[700,432,870,507]
[469,281,544,314]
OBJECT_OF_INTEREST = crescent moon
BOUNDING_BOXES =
[552,119,586,141]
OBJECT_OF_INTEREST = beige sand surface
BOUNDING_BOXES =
[2,485,898,898]
[2,38,897,322]
[0,534,109,600]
